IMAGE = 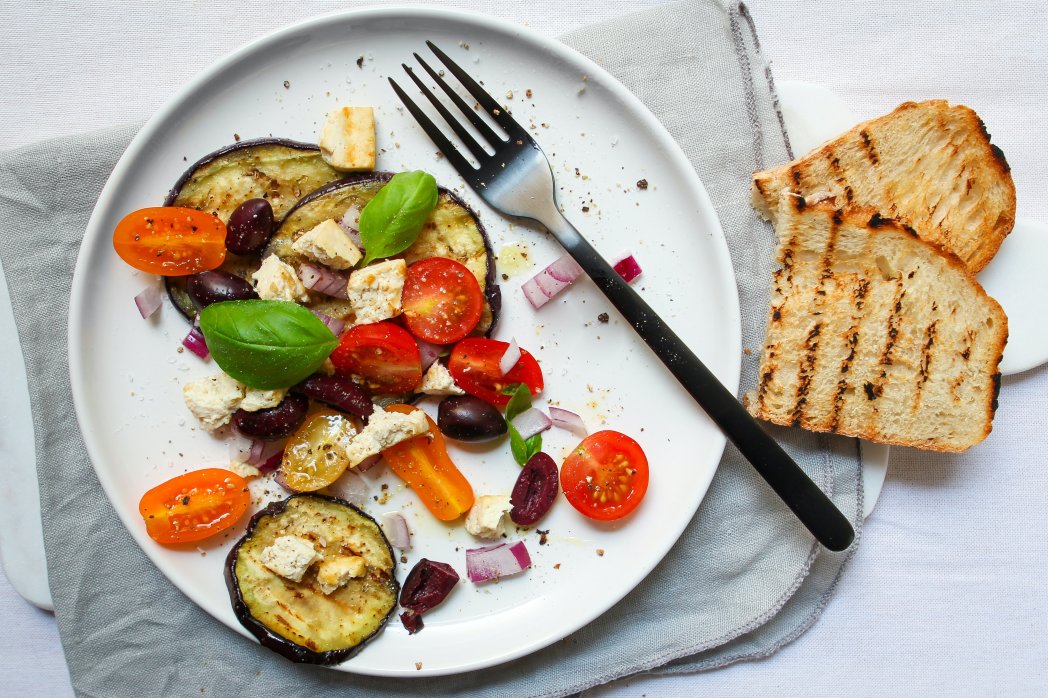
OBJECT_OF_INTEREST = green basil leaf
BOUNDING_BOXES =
[504,383,541,466]
[510,429,528,466]
[504,383,532,423]
[358,170,438,266]
[199,300,339,389]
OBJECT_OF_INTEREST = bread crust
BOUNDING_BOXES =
[752,100,1016,273]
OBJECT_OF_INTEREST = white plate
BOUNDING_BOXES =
[68,7,739,677]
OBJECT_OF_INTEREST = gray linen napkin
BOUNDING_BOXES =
[0,1,862,695]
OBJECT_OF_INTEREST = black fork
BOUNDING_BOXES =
[390,42,855,551]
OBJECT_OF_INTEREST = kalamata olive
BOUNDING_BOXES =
[186,270,258,308]
[226,198,274,255]
[509,452,559,526]
[399,559,460,634]
[232,394,308,441]
[292,375,374,418]
[437,396,507,442]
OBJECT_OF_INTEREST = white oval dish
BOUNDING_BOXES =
[68,8,740,677]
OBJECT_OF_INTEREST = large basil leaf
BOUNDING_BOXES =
[199,300,338,389]
[504,383,541,466]
[358,170,438,266]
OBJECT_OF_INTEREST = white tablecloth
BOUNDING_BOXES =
[2,1,1046,695]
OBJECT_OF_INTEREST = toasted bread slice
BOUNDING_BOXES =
[752,100,1016,273]
[744,196,1007,452]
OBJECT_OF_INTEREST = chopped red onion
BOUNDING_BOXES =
[339,204,361,232]
[355,453,382,473]
[339,205,363,247]
[612,253,643,283]
[134,282,162,319]
[298,263,349,298]
[310,309,346,337]
[521,253,584,309]
[228,436,254,464]
[381,512,413,550]
[547,254,584,283]
[258,448,284,474]
[182,327,209,359]
[511,407,552,440]
[465,541,531,583]
[326,470,370,506]
[416,339,443,372]
[499,338,520,375]
[548,406,588,436]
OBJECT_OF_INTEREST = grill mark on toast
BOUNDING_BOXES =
[860,129,880,165]
[790,167,802,186]
[868,280,906,402]
[756,349,777,412]
[914,320,939,408]
[830,327,860,431]
[791,322,822,426]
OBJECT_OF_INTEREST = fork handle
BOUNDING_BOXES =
[546,215,855,552]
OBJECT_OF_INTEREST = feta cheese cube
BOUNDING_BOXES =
[347,259,407,325]
[465,495,511,540]
[182,372,245,430]
[417,362,465,396]
[319,106,376,171]
[228,461,262,480]
[291,219,363,270]
[251,254,310,303]
[315,555,367,595]
[345,405,429,467]
[239,387,287,412]
[260,535,320,582]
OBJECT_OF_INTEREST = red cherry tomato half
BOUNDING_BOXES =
[560,431,649,521]
[113,206,227,275]
[138,468,250,544]
[330,321,422,394]
[447,337,543,407]
[401,257,484,344]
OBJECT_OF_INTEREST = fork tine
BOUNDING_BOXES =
[388,77,475,175]
[413,52,504,148]
[401,64,490,161]
[425,40,528,139]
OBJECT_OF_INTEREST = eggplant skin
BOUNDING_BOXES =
[164,138,344,221]
[225,493,399,665]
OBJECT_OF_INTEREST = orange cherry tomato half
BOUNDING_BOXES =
[401,257,484,344]
[447,337,543,407]
[138,468,250,544]
[113,206,227,276]
[330,321,422,394]
[560,431,649,521]
[381,404,475,521]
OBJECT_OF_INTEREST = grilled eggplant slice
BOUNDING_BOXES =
[165,139,347,319]
[226,494,399,664]
[270,174,500,334]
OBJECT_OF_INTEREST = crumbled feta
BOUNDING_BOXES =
[251,254,310,302]
[465,495,511,540]
[291,219,363,270]
[345,405,429,467]
[319,106,376,171]
[182,372,245,430]
[239,387,287,412]
[228,461,262,480]
[417,362,465,396]
[260,535,320,582]
[315,555,367,595]
[347,259,407,325]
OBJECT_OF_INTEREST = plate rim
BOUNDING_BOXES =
[67,4,742,677]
